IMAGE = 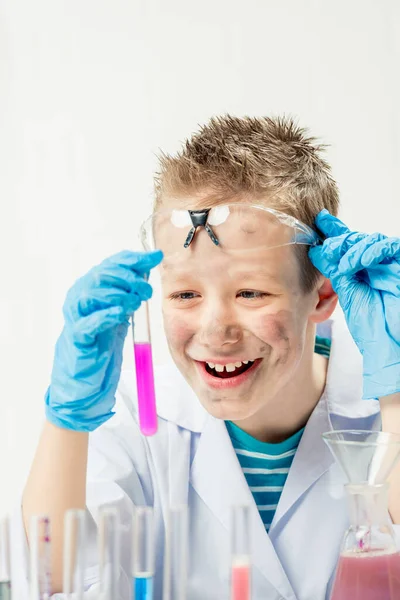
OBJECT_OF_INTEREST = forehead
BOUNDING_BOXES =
[160,228,301,290]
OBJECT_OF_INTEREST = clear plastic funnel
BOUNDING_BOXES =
[322,430,400,485]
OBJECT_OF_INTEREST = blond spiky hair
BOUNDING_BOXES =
[154,114,340,291]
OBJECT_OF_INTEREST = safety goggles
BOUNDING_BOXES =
[140,204,321,263]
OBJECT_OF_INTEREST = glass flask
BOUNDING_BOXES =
[323,430,400,600]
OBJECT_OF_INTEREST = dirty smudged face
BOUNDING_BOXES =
[159,227,319,421]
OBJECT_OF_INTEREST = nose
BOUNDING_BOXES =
[198,304,243,349]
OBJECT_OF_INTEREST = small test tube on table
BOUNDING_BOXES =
[29,515,52,600]
[132,293,158,436]
[162,506,188,600]
[0,516,12,600]
[98,507,120,600]
[231,505,251,600]
[63,509,86,599]
[132,507,155,600]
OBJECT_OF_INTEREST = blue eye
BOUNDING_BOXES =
[238,290,269,300]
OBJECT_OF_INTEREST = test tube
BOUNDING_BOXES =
[230,506,251,600]
[132,293,157,436]
[162,506,188,600]
[63,509,86,599]
[0,516,12,600]
[29,515,52,600]
[98,507,120,600]
[132,507,155,600]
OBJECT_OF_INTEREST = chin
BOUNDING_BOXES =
[198,394,256,422]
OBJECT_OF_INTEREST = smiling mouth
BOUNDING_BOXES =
[202,359,262,379]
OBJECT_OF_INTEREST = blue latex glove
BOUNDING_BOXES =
[45,249,163,432]
[309,210,400,400]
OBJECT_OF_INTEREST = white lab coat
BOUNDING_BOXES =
[11,313,400,600]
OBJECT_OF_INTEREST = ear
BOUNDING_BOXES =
[309,277,338,324]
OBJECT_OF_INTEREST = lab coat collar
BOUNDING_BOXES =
[322,310,378,418]
[271,311,379,528]
[270,388,333,527]
[190,415,297,599]
[269,316,341,527]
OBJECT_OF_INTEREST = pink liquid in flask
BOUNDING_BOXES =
[231,563,250,600]
[330,551,400,600]
[134,342,157,436]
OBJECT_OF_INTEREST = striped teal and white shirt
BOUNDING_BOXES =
[225,335,331,532]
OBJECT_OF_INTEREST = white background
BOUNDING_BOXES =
[0,0,399,515]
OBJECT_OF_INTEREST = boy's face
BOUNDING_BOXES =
[158,204,323,422]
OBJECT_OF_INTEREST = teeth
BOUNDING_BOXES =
[206,360,255,373]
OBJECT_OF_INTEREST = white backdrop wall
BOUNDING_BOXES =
[1,0,399,515]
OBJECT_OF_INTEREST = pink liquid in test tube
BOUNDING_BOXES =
[231,506,251,600]
[231,562,250,600]
[134,341,157,436]
[133,287,158,436]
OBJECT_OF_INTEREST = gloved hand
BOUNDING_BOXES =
[45,249,163,432]
[309,210,400,400]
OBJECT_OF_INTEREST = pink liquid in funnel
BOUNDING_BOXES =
[134,342,157,436]
[330,551,400,600]
[231,564,250,600]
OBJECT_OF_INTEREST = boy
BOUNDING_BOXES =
[18,116,400,599]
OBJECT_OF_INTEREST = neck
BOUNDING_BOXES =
[231,327,328,443]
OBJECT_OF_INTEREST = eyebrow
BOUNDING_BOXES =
[162,266,282,284]
[233,270,282,283]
